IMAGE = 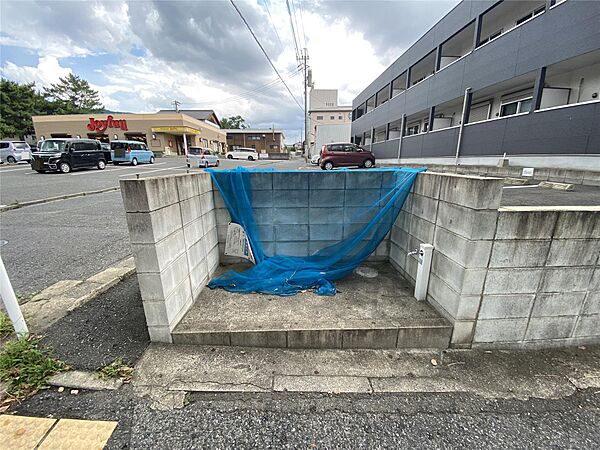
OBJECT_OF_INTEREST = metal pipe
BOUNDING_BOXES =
[0,254,28,336]
[455,87,472,166]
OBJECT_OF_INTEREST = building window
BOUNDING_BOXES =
[330,115,335,120]
[516,5,545,26]
[406,123,420,135]
[500,97,533,116]
[316,115,323,120]
[248,135,262,140]
[479,29,502,46]
[338,115,343,120]
[270,144,279,150]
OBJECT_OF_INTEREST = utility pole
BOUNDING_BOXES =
[172,100,181,112]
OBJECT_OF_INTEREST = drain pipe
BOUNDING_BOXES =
[455,87,472,166]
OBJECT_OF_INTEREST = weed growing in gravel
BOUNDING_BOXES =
[0,336,67,398]
[99,356,134,382]
[0,311,13,336]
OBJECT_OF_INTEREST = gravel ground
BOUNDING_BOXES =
[39,275,149,370]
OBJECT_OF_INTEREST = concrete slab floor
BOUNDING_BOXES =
[177,262,440,329]
[133,344,600,405]
[501,183,600,207]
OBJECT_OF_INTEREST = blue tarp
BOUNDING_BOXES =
[207,167,424,296]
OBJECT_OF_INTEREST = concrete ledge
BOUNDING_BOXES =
[539,181,574,191]
[47,370,123,391]
[21,257,136,333]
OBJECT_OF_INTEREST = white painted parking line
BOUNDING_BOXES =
[120,166,187,177]
[69,162,166,176]
[503,184,540,189]
[0,166,34,172]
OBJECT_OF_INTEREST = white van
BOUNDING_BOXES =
[225,147,259,161]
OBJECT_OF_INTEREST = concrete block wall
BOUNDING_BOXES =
[389,163,600,186]
[474,207,600,348]
[389,172,504,347]
[120,173,219,342]
[213,171,393,263]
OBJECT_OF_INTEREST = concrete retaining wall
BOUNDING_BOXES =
[389,172,504,347]
[475,207,600,348]
[213,171,390,262]
[120,173,219,342]
[390,171,600,348]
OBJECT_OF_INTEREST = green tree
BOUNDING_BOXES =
[0,78,47,139]
[221,115,249,129]
[43,73,103,114]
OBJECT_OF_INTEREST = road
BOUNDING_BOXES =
[0,157,309,295]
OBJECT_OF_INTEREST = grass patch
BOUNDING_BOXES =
[98,356,133,382]
[0,311,13,336]
[0,336,67,399]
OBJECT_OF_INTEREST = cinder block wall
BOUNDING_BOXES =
[120,173,219,343]
[213,171,390,262]
[475,208,600,348]
[389,172,504,347]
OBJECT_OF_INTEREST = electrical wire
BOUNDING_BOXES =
[286,0,301,60]
[180,69,303,107]
[262,0,284,50]
[230,0,304,112]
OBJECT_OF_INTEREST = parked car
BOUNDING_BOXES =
[0,141,33,164]
[187,147,220,168]
[111,140,155,166]
[226,148,259,161]
[310,153,321,165]
[100,142,112,162]
[319,142,375,170]
[31,138,106,173]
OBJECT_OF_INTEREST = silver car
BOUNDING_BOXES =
[187,147,220,168]
[0,141,33,163]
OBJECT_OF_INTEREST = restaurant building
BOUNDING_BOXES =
[31,110,227,156]
[225,129,286,156]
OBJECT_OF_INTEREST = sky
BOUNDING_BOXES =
[0,0,460,143]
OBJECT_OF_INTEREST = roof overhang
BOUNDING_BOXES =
[151,126,201,135]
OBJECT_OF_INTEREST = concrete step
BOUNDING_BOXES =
[172,318,452,349]
[171,262,452,349]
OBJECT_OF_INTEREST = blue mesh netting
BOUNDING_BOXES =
[207,167,424,296]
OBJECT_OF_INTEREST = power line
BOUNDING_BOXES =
[291,0,306,49]
[286,0,301,60]
[180,69,303,107]
[230,0,304,112]
[296,0,307,49]
[262,0,283,50]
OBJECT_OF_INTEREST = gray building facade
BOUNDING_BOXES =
[351,0,600,170]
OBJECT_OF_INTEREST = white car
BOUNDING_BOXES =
[310,153,321,165]
[187,147,220,168]
[0,141,33,164]
[226,147,259,161]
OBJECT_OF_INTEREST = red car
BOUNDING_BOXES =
[319,142,375,170]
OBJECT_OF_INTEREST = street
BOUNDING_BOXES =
[0,157,310,295]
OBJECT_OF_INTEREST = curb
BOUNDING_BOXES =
[21,256,136,333]
[539,181,574,191]
[0,187,120,213]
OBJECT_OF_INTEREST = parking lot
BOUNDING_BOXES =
[0,156,309,295]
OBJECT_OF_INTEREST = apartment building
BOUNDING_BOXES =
[225,129,286,155]
[351,0,600,170]
[309,89,352,156]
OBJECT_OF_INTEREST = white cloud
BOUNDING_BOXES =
[1,56,71,87]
